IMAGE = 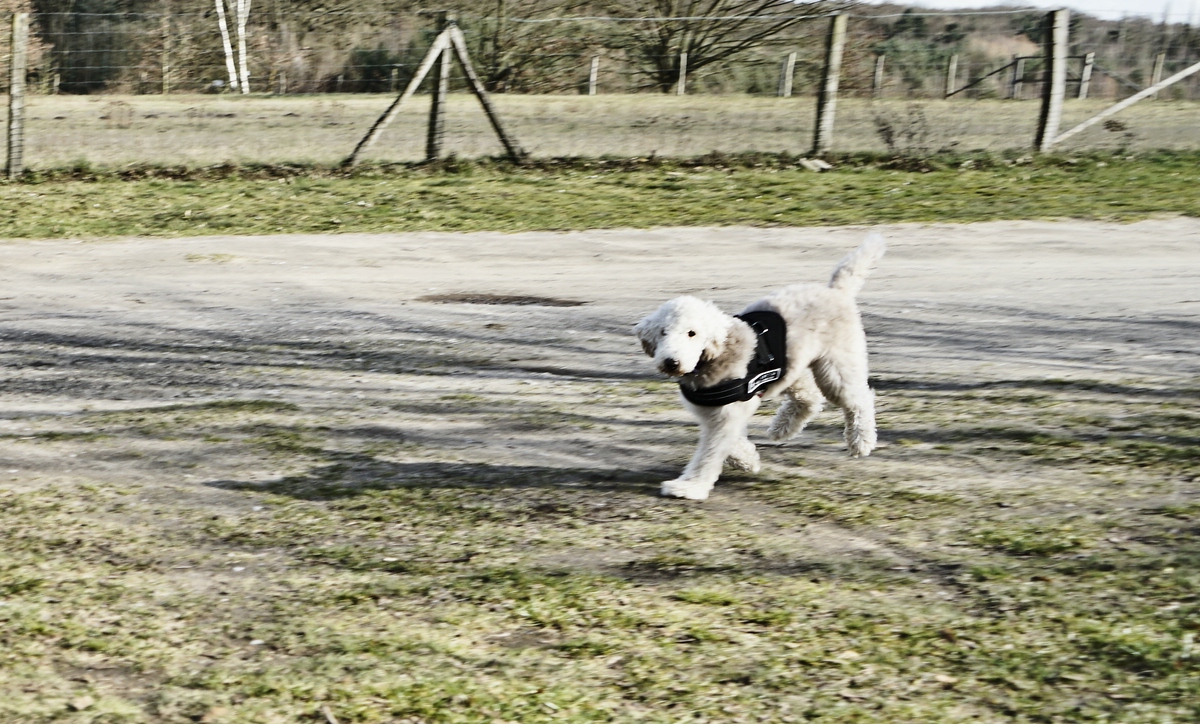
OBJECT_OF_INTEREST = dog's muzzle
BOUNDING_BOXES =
[659,358,683,376]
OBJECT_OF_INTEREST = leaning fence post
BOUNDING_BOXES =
[872,53,885,97]
[588,55,599,95]
[344,30,451,166]
[7,12,28,180]
[1078,51,1094,99]
[944,54,958,97]
[778,52,796,97]
[1150,52,1165,99]
[1034,8,1069,152]
[811,12,846,156]
[1010,55,1025,99]
[446,25,525,159]
[676,51,688,95]
[426,11,452,161]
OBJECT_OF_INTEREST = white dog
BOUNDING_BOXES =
[634,234,885,501]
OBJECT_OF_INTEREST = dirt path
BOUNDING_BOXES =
[1,217,1195,470]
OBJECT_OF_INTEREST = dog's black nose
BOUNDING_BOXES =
[661,358,680,373]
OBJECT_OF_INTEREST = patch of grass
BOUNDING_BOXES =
[0,152,1196,238]
[970,524,1094,556]
[672,588,742,606]
[2,341,1199,721]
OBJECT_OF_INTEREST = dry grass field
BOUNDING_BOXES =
[0,221,1197,722]
[16,93,1200,168]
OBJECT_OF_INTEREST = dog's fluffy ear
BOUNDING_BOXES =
[695,317,756,385]
[700,326,727,364]
[633,315,659,357]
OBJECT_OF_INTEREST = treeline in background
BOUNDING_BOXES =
[8,0,1200,99]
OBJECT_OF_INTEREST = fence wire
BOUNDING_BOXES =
[3,9,1199,168]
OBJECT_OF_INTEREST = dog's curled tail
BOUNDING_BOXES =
[828,232,886,296]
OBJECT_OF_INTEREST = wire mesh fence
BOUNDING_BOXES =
[4,7,1199,169]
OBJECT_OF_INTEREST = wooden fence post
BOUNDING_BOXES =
[278,71,287,94]
[7,12,29,180]
[872,54,885,97]
[588,55,599,95]
[778,52,796,97]
[676,52,688,95]
[425,11,452,161]
[1078,51,1094,99]
[811,12,846,156]
[1034,8,1069,152]
[161,12,171,94]
[1150,53,1166,98]
[944,54,958,97]
[1010,55,1025,99]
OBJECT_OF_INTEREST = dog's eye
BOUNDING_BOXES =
[661,330,667,336]
[688,330,696,337]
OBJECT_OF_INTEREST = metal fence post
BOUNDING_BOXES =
[944,54,958,97]
[872,54,885,97]
[7,12,29,180]
[778,52,796,97]
[588,56,599,95]
[1034,8,1069,152]
[1078,51,1094,99]
[425,11,452,161]
[676,52,688,95]
[811,12,846,156]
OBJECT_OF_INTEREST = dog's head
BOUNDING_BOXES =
[634,296,735,377]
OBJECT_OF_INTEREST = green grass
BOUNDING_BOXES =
[1,151,1197,239]
[1,378,1198,722]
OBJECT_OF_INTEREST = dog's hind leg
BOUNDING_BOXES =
[812,355,877,458]
[767,368,825,441]
[662,397,761,500]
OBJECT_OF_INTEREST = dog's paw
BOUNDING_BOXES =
[846,430,877,458]
[731,456,762,474]
[661,479,713,501]
[847,439,875,458]
[766,421,795,442]
[727,446,761,473]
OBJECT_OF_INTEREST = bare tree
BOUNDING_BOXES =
[451,0,594,93]
[603,0,845,92]
[235,0,251,92]
[214,0,239,89]
[214,0,252,92]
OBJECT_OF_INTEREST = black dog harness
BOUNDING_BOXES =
[680,310,787,407]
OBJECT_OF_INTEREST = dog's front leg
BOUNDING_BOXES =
[661,397,761,501]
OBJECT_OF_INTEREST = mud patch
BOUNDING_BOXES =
[418,292,587,307]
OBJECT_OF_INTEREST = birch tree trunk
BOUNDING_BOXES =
[215,0,239,91]
[235,0,251,93]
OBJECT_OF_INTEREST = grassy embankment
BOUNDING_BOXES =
[0,151,1197,238]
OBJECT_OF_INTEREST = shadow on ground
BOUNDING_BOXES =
[207,454,667,501]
